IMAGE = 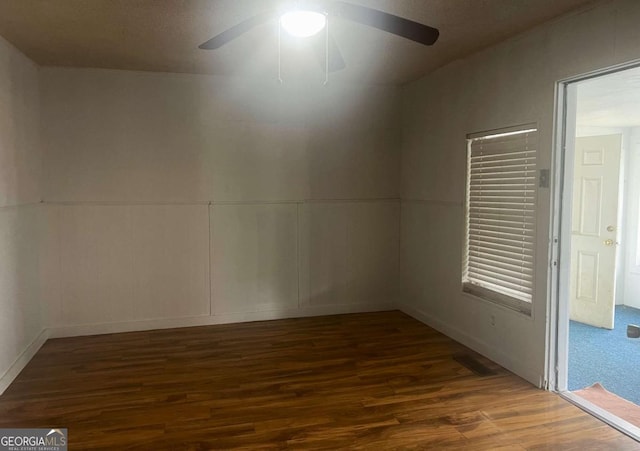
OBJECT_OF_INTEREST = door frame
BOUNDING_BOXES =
[548,60,640,440]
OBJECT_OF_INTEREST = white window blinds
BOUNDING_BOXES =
[463,127,538,315]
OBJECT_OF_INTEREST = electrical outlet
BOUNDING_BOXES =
[490,315,496,327]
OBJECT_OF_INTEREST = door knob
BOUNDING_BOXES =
[604,239,614,246]
[607,225,615,232]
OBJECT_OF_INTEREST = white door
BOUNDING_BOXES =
[569,134,622,329]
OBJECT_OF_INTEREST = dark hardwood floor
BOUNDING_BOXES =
[0,311,637,450]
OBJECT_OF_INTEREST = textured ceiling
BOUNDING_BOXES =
[0,0,598,85]
[577,66,640,128]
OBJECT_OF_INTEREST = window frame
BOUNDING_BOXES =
[462,123,539,316]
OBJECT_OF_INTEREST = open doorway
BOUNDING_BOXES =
[554,64,640,439]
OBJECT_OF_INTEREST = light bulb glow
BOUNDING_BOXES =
[280,10,326,38]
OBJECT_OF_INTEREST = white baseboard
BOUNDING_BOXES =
[47,302,394,338]
[399,302,542,387]
[0,328,50,395]
[1,304,392,395]
[3,304,540,398]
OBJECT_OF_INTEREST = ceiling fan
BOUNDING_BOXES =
[198,1,439,75]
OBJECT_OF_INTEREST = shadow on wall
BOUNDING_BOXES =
[0,205,43,377]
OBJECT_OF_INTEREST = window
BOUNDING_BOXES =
[463,125,538,315]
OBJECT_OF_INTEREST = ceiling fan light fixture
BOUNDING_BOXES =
[280,10,326,38]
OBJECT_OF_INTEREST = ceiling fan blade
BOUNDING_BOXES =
[311,33,346,73]
[199,11,277,49]
[329,2,439,46]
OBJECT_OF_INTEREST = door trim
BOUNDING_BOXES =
[548,59,640,439]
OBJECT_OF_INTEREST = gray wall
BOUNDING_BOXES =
[399,0,640,385]
[0,35,43,392]
[5,0,640,395]
[39,68,401,335]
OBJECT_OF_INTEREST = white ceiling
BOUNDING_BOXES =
[0,0,598,85]
[577,66,640,128]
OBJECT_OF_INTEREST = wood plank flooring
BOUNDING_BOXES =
[0,311,638,450]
